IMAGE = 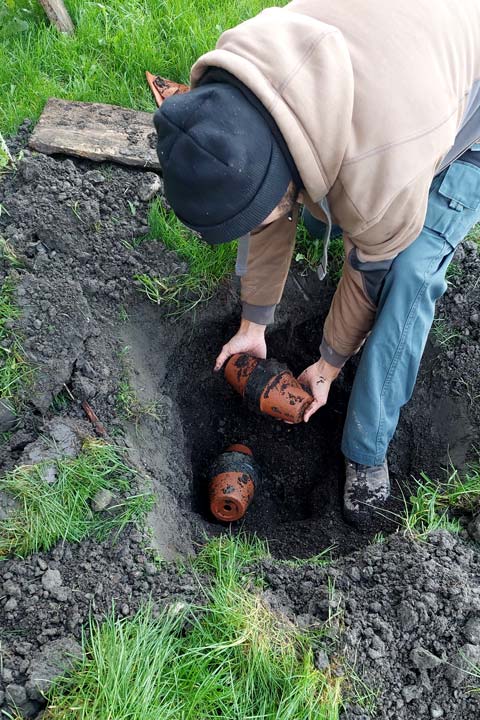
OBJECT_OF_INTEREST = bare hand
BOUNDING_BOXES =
[214,319,267,372]
[297,358,341,422]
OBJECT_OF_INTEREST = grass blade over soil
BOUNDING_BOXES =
[0,130,13,168]
[400,461,480,538]
[0,439,152,557]
[466,222,480,246]
[45,536,343,720]
[135,200,237,312]
[294,219,344,286]
[0,276,30,404]
[136,203,345,313]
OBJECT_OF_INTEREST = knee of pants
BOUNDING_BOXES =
[387,247,432,288]
[382,231,452,305]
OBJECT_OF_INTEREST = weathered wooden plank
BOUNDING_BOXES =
[38,0,74,34]
[29,98,161,170]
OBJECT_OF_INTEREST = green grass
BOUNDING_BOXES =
[115,346,159,423]
[431,318,462,348]
[0,130,13,168]
[400,461,480,539]
[0,236,23,267]
[1,0,344,309]
[135,200,237,313]
[278,546,333,568]
[466,223,480,246]
[465,659,480,694]
[49,388,73,413]
[445,259,462,286]
[45,535,343,720]
[0,0,281,135]
[136,203,345,312]
[0,439,152,557]
[342,664,378,716]
[295,219,344,285]
[117,377,159,425]
[0,277,30,405]
[193,532,270,579]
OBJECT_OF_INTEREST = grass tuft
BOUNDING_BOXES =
[0,236,23,267]
[137,203,348,313]
[342,662,378,716]
[0,439,152,557]
[295,219,344,285]
[116,345,160,425]
[117,377,159,425]
[135,200,236,313]
[431,318,462,348]
[45,535,343,720]
[279,546,333,568]
[194,532,269,582]
[466,223,480,246]
[445,260,462,286]
[400,461,480,539]
[0,277,30,404]
[49,387,72,413]
[0,130,13,168]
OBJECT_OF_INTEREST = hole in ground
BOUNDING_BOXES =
[165,313,388,559]
[124,286,472,562]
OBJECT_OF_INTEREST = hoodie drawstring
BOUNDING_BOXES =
[235,233,250,276]
[317,196,332,281]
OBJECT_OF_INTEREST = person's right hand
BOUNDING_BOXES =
[214,318,267,372]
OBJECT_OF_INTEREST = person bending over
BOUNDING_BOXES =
[154,0,480,525]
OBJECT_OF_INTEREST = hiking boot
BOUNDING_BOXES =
[343,458,390,526]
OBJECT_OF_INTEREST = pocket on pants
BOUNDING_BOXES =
[424,160,480,250]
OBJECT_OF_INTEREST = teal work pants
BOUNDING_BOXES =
[308,147,480,465]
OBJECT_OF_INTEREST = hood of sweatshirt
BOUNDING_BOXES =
[191,6,354,204]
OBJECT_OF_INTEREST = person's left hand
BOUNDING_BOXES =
[298,358,341,422]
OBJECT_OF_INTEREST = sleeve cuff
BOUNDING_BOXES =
[242,302,276,325]
[320,336,350,368]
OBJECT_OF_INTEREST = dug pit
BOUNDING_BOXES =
[119,283,478,559]
[1,142,479,563]
[121,300,371,559]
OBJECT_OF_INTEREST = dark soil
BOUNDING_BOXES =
[394,237,480,478]
[0,125,479,718]
[259,529,480,720]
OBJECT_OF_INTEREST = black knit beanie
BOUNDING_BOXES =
[154,82,292,244]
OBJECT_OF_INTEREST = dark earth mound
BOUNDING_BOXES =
[0,125,479,718]
[260,529,480,719]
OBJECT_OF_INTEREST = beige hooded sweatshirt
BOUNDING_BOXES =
[191,0,480,366]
